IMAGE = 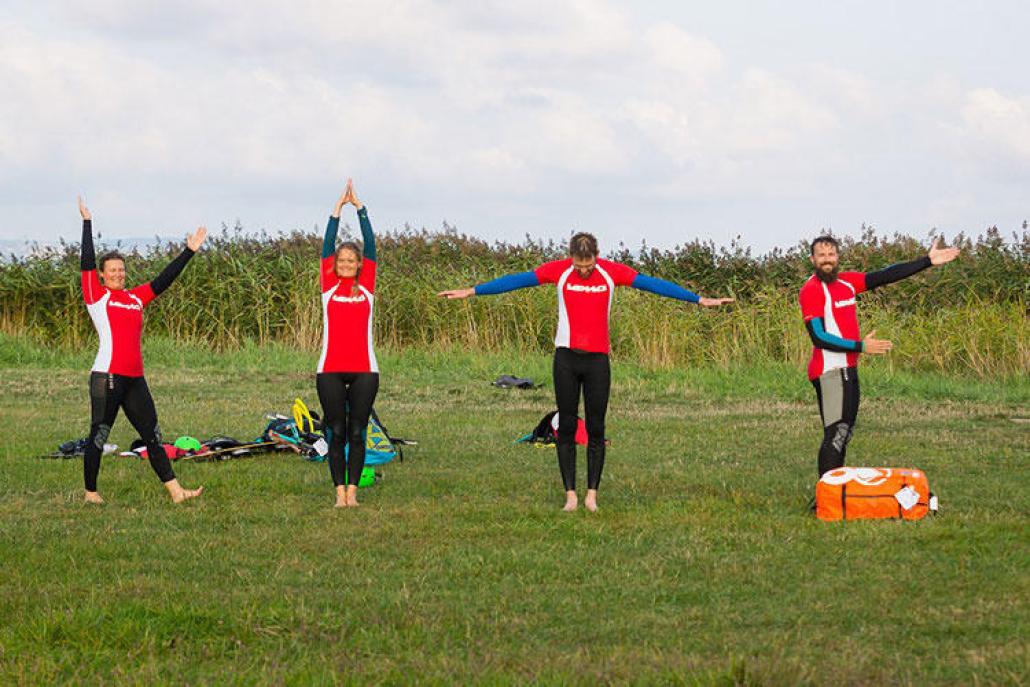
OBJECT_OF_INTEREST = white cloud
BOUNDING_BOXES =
[1,1,1026,246]
[961,88,1030,160]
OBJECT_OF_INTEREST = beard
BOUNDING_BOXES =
[815,263,839,283]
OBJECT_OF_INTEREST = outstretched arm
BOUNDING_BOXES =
[865,239,960,290]
[151,227,206,296]
[631,274,700,302]
[630,274,734,307]
[439,271,541,299]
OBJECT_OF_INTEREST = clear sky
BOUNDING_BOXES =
[2,1,1027,251]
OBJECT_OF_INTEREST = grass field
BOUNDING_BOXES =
[0,337,1027,684]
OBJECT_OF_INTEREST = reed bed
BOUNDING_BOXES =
[1,223,1026,376]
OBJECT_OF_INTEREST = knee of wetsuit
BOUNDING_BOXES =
[137,422,163,445]
[556,416,578,436]
[830,422,853,453]
[92,424,112,449]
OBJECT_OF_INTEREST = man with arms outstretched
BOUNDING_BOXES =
[800,235,960,476]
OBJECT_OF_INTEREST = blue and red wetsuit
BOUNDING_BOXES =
[475,259,701,491]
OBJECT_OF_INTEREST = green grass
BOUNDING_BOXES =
[0,337,1027,684]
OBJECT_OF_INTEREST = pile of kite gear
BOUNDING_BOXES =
[120,436,280,463]
[47,398,418,488]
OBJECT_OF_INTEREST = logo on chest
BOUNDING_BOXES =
[566,283,607,294]
[109,300,142,312]
[332,293,367,304]
[833,298,856,308]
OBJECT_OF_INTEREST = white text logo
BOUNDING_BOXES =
[566,283,607,293]
[820,467,892,486]
[109,301,142,311]
[332,294,366,304]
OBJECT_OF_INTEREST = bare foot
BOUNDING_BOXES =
[334,486,347,508]
[584,489,598,512]
[562,491,578,512]
[345,485,360,508]
[84,491,105,504]
[164,479,203,503]
[172,486,203,503]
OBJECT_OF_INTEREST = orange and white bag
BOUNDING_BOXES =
[816,467,939,521]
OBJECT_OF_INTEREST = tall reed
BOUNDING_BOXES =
[1,223,1025,376]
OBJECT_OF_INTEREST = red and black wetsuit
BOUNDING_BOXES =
[799,256,932,475]
[316,207,379,488]
[80,219,194,491]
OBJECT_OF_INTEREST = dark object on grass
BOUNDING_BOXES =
[492,375,538,389]
[57,438,89,456]
[42,438,117,459]
[515,410,599,446]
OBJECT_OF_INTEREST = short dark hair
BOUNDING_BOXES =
[810,235,839,255]
[569,232,599,259]
[98,251,125,270]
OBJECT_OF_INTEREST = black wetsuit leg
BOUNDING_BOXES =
[317,372,379,487]
[84,372,120,492]
[553,348,611,491]
[121,376,175,484]
[812,366,860,476]
[582,353,611,490]
[343,373,379,487]
[83,373,175,490]
[553,349,582,491]
[317,373,349,487]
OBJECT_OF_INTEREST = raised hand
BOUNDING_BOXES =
[928,238,960,266]
[862,329,893,354]
[78,195,91,221]
[699,297,735,308]
[345,178,363,210]
[186,226,208,252]
[438,288,476,299]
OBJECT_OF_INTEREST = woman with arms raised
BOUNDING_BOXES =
[78,196,205,504]
[317,179,379,508]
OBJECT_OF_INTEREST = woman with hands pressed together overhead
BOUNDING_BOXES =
[316,180,380,508]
